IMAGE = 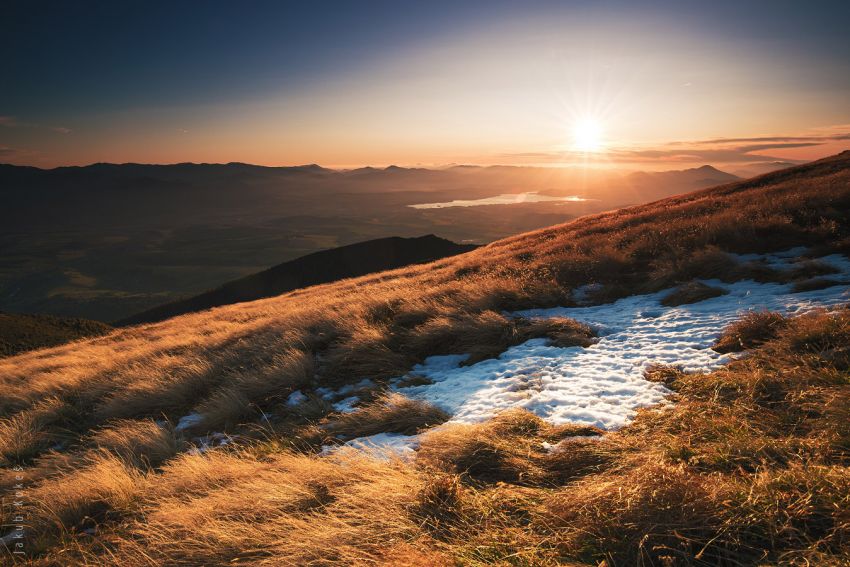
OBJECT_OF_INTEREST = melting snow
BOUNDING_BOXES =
[396,251,850,430]
[286,390,309,406]
[175,413,204,432]
[316,378,376,413]
[334,250,850,453]
[187,432,233,455]
[320,432,419,459]
[332,396,360,413]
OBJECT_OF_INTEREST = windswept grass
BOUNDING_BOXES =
[2,154,850,564]
[417,409,607,486]
[660,280,728,306]
[323,393,450,440]
[712,310,788,353]
[6,307,848,565]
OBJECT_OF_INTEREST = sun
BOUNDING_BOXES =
[571,117,604,153]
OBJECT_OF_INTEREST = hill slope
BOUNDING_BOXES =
[117,235,478,326]
[1,152,849,565]
[0,312,111,357]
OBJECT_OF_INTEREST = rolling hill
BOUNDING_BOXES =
[117,234,478,326]
[0,312,111,357]
[1,153,849,565]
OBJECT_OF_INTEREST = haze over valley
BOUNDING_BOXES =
[0,161,740,321]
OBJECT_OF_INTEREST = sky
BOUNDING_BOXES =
[2,0,850,169]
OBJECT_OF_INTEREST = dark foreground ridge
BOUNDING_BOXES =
[117,234,477,326]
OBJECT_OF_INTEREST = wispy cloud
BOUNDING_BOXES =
[0,145,38,160]
[499,127,850,166]
[687,134,850,145]
[0,115,71,134]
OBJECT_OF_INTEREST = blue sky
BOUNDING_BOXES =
[3,0,849,167]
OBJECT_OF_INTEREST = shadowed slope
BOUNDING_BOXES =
[117,235,477,326]
[0,312,111,358]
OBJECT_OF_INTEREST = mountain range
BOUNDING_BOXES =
[0,161,740,321]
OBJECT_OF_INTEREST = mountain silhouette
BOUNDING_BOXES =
[117,234,477,326]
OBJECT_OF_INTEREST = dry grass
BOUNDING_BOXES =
[28,451,147,537]
[791,277,843,293]
[0,398,79,465]
[85,419,182,468]
[660,280,728,307]
[712,310,789,353]
[4,298,850,567]
[2,154,850,564]
[322,392,450,440]
[417,409,608,486]
[407,312,596,365]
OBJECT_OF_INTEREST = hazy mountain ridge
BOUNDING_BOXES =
[0,161,742,321]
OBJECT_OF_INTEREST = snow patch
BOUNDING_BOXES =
[187,432,233,455]
[396,252,850,430]
[286,390,309,407]
[332,396,360,413]
[175,413,204,432]
[332,251,850,455]
[321,432,419,458]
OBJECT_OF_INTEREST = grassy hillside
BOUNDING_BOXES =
[0,312,111,358]
[1,152,849,564]
[117,234,477,326]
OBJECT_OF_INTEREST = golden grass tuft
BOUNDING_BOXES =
[416,409,611,486]
[28,451,147,536]
[87,419,182,468]
[322,392,450,440]
[407,311,595,366]
[660,280,728,307]
[0,397,77,465]
[712,310,788,353]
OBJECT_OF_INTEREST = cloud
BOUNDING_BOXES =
[0,115,71,134]
[605,146,809,164]
[689,133,850,145]
[498,146,810,165]
[0,145,37,160]
[733,142,823,153]
[498,127,850,166]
